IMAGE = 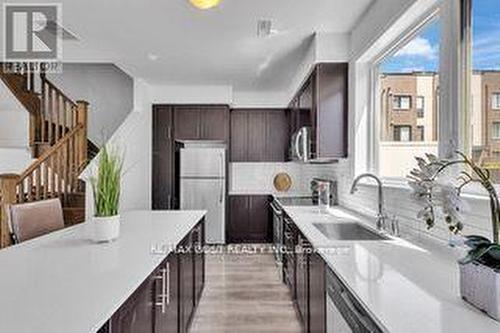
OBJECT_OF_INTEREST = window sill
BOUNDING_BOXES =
[356,177,492,202]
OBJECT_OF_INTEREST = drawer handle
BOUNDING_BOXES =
[155,264,170,312]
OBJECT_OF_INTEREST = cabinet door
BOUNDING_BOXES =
[174,106,201,140]
[316,63,348,158]
[247,111,267,161]
[193,221,205,305]
[247,196,270,242]
[154,254,179,333]
[152,105,174,210]
[296,235,309,330]
[228,196,248,242]
[111,277,155,333]
[309,252,326,333]
[201,106,229,141]
[266,110,289,162]
[179,234,194,333]
[230,110,248,162]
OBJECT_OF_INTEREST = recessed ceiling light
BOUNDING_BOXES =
[148,53,159,61]
[189,0,221,10]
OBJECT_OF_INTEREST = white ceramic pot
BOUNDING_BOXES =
[459,260,500,321]
[92,215,120,242]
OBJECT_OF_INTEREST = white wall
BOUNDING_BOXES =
[0,80,29,148]
[0,78,34,174]
[47,63,134,144]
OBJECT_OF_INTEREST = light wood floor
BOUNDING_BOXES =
[190,245,302,333]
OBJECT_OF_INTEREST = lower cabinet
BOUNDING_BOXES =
[101,220,205,333]
[110,276,155,333]
[228,195,271,243]
[154,254,179,333]
[283,215,326,333]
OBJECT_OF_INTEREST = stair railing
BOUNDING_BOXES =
[0,100,88,248]
[39,74,81,146]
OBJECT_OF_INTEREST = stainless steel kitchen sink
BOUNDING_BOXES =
[313,222,390,241]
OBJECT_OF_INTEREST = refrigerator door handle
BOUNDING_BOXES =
[219,152,224,177]
[219,180,224,203]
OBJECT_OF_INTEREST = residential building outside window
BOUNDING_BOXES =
[417,125,425,141]
[393,95,411,110]
[493,122,500,139]
[416,96,425,118]
[492,93,500,110]
[377,17,440,178]
[393,126,411,142]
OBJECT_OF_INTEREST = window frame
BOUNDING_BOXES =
[393,95,412,110]
[493,122,500,140]
[368,9,441,181]
[492,93,500,110]
[416,96,425,117]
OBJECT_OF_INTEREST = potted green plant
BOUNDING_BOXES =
[408,152,500,320]
[90,145,123,242]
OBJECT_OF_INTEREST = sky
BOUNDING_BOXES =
[381,0,500,73]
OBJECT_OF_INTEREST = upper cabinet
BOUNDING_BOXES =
[173,105,230,142]
[289,63,348,159]
[230,109,289,162]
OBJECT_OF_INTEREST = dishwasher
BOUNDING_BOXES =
[326,267,383,333]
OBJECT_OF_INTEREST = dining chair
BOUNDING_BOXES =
[8,198,65,243]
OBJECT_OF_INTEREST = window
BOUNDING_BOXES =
[493,123,500,139]
[393,95,411,110]
[416,96,425,117]
[417,126,425,141]
[394,126,411,142]
[493,93,500,110]
[376,17,440,178]
[468,0,500,182]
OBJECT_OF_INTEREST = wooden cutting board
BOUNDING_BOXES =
[273,172,292,192]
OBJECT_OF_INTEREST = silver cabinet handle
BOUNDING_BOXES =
[155,267,167,313]
[219,152,224,203]
[166,262,170,305]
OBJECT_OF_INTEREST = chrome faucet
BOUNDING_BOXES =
[350,173,388,232]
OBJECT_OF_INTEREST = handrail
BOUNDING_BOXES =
[41,76,77,108]
[19,124,83,180]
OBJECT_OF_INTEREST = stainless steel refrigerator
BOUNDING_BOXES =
[177,141,226,244]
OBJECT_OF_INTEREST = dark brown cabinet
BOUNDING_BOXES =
[102,220,206,333]
[283,215,326,333]
[110,273,155,333]
[173,105,229,141]
[296,234,310,330]
[309,252,326,333]
[193,222,205,305]
[152,104,230,210]
[230,109,289,162]
[179,232,194,333]
[154,254,179,333]
[288,63,348,160]
[152,106,174,210]
[228,195,270,243]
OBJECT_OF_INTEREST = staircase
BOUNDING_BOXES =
[0,64,99,248]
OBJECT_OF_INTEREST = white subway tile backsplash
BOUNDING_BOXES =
[229,162,337,196]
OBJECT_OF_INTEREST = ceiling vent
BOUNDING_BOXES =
[257,19,272,38]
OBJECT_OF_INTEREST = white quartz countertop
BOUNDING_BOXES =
[0,210,206,333]
[281,204,500,333]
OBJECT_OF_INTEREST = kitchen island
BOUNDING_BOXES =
[0,210,206,333]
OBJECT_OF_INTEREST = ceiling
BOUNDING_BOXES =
[10,0,373,92]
